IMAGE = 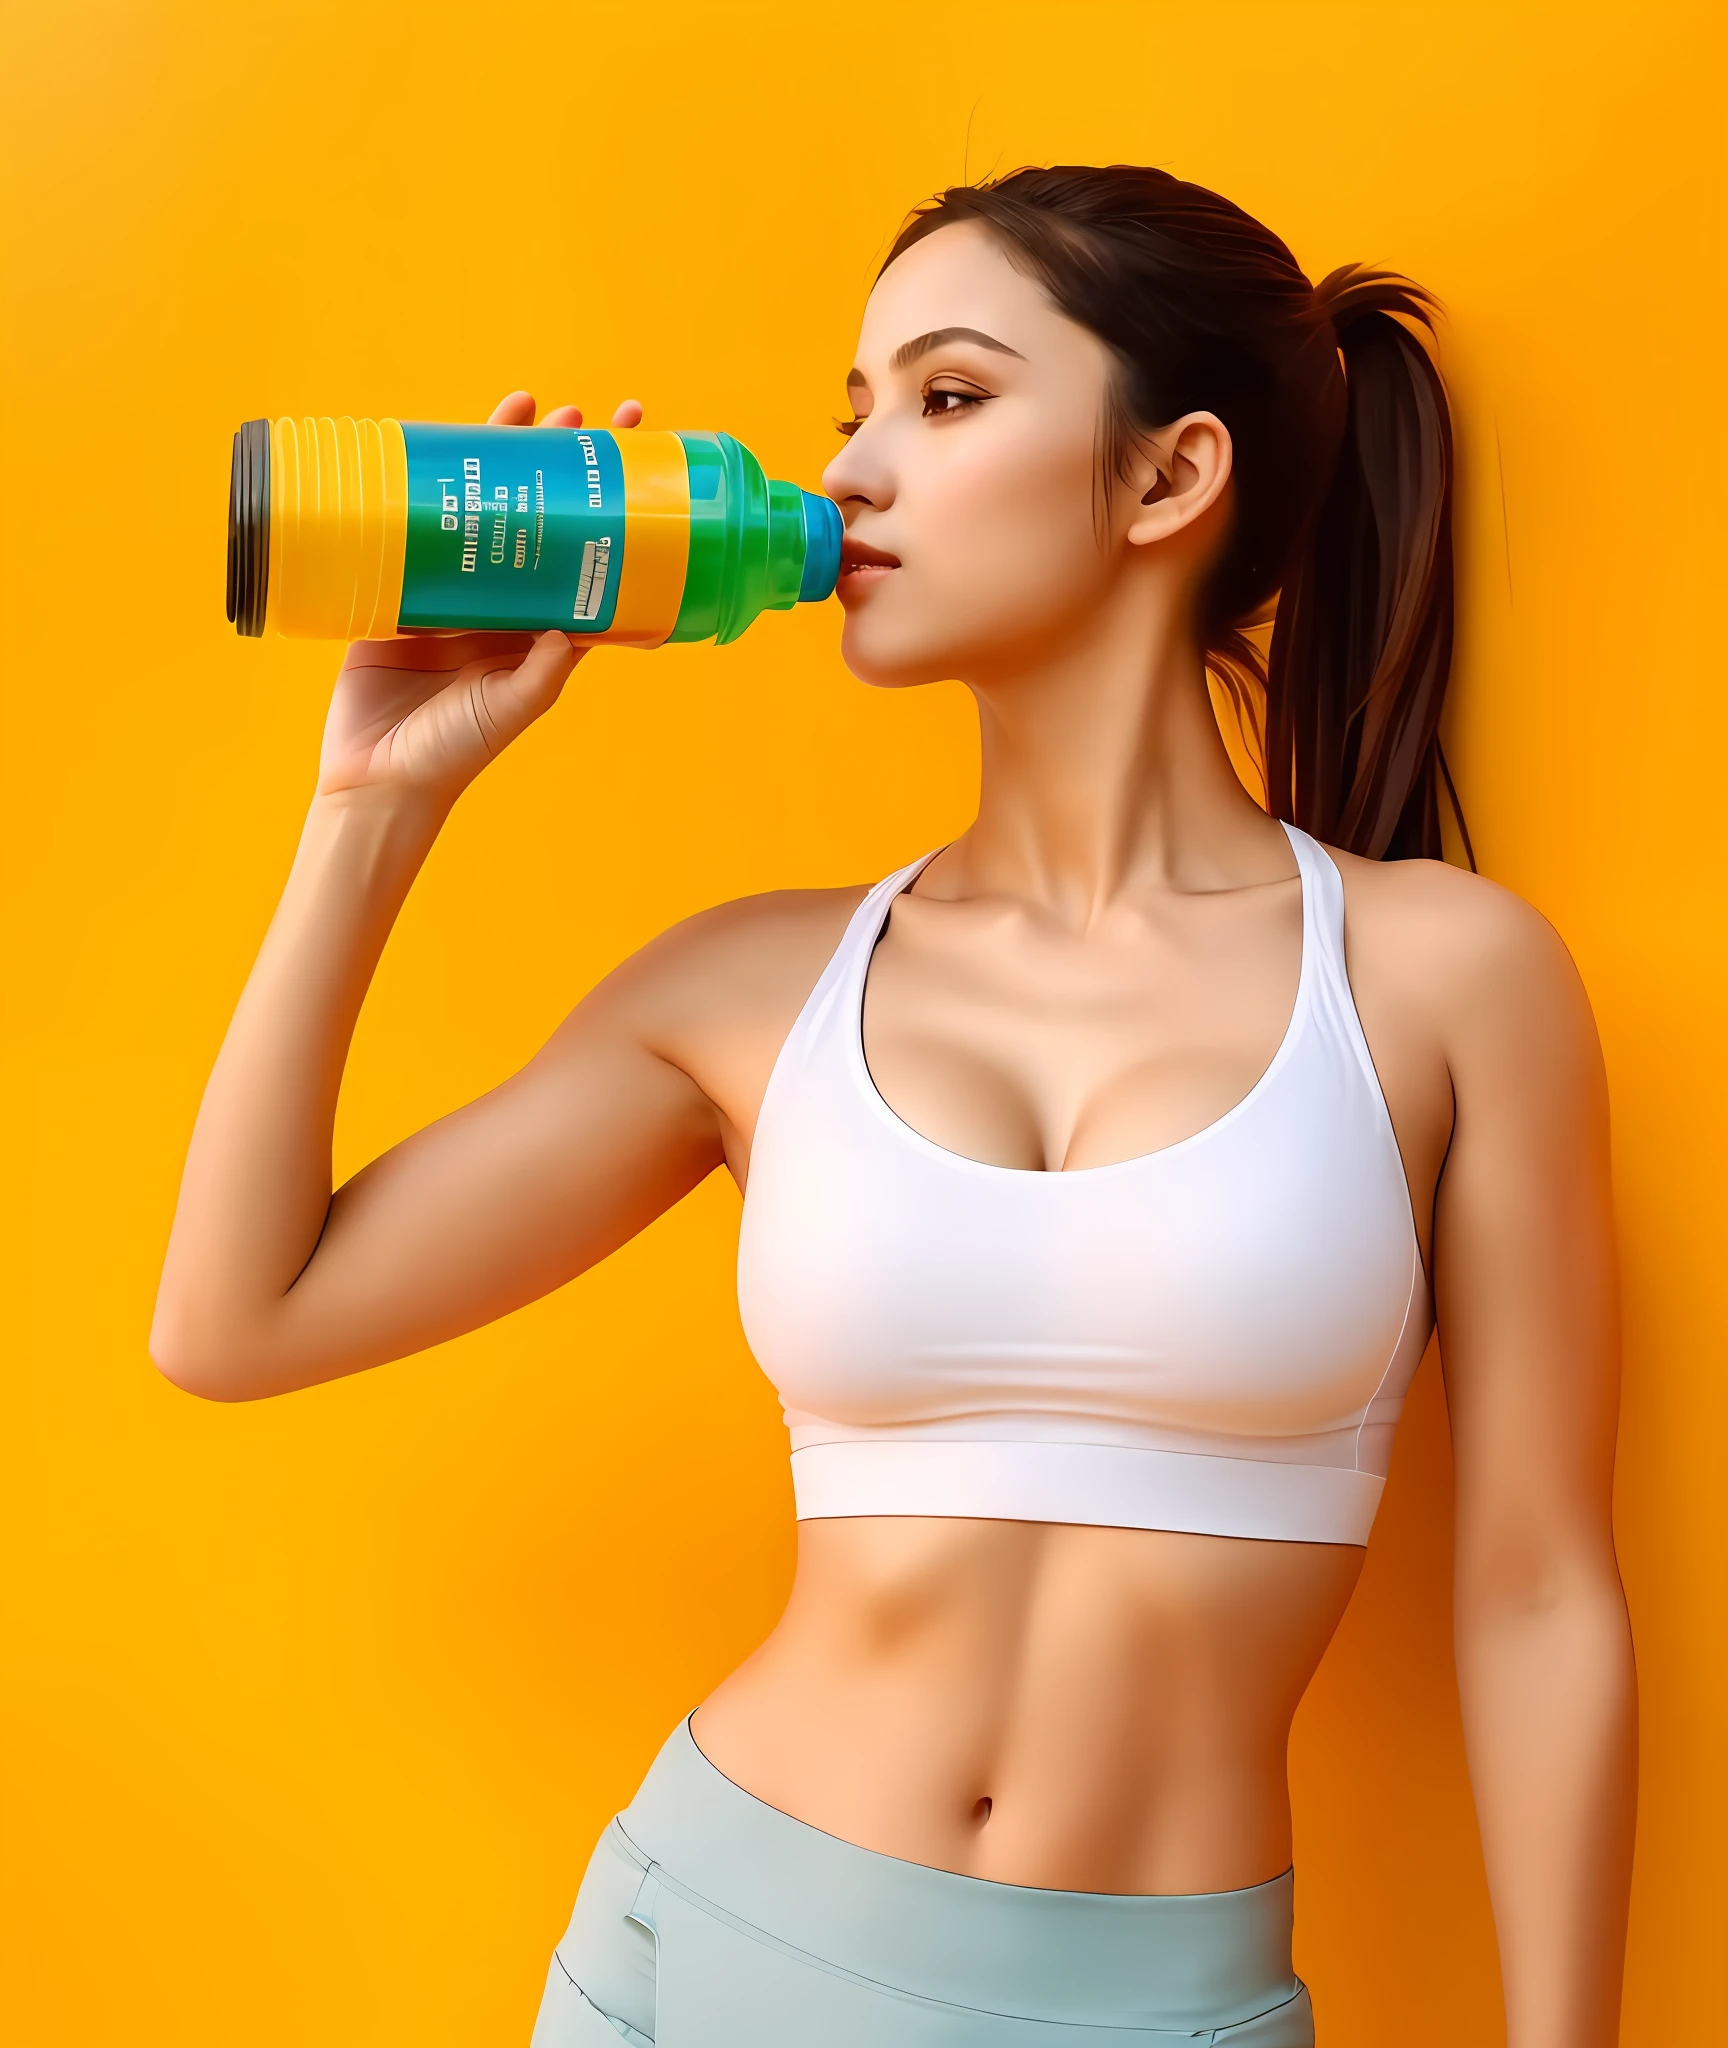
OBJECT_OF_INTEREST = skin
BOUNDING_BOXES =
[153,221,1635,2045]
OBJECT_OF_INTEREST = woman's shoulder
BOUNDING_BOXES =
[1326,845,1596,1052]
[651,881,878,975]
[575,881,877,1052]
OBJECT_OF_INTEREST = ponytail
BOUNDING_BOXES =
[882,168,1472,865]
[1266,270,1467,862]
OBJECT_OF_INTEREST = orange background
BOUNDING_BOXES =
[2,4,1722,2042]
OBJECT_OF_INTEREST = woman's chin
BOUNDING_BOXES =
[838,613,967,692]
[841,641,959,691]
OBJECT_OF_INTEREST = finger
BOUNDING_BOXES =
[540,404,584,429]
[347,631,536,662]
[487,391,537,426]
[529,627,582,668]
[342,630,536,673]
[612,398,644,429]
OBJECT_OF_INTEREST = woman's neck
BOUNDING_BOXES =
[946,599,1287,924]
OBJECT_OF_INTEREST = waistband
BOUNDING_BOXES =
[614,1715,1301,2031]
[789,1437,1383,1545]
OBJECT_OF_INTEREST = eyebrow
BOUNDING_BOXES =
[844,327,1026,388]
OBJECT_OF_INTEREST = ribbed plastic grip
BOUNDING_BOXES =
[267,416,408,640]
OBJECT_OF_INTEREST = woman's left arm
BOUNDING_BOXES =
[1433,885,1637,2048]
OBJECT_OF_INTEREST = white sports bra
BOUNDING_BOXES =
[736,824,1432,1547]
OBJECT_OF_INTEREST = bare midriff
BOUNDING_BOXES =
[691,1514,1364,1897]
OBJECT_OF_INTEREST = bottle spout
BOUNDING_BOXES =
[797,490,842,603]
[763,476,842,614]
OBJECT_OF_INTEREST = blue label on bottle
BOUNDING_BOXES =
[398,423,624,632]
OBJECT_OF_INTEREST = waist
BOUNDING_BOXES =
[695,1514,1363,1894]
[617,1713,1306,2032]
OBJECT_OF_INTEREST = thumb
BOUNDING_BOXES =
[468,631,583,749]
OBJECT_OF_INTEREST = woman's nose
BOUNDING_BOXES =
[822,423,893,511]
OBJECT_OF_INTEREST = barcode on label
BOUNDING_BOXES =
[573,537,612,622]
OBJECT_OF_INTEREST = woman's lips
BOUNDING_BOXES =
[839,537,901,576]
[838,536,900,604]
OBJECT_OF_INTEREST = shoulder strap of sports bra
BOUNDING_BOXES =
[1280,822,1342,967]
[1280,821,1386,1096]
[774,852,941,1070]
[838,852,940,973]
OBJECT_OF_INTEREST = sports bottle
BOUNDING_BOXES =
[226,416,843,645]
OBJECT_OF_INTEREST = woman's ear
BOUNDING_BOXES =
[1124,412,1232,548]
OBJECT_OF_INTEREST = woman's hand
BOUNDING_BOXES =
[316,390,645,806]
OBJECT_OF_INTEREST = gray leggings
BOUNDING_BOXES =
[530,1717,1314,2046]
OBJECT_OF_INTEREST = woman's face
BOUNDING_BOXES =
[822,220,1127,690]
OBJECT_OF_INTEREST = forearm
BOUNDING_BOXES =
[152,786,448,1391]
[1455,1572,1637,2048]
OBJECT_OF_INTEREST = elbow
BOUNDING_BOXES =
[1457,1544,1569,1619]
[152,1358,248,1404]
[1455,1529,1629,1634]
[149,1308,274,1403]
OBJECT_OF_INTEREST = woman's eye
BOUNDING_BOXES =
[921,387,985,420]
[833,417,865,438]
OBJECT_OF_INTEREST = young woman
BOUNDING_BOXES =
[153,167,1636,2046]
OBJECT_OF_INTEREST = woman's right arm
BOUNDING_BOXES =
[152,397,725,1401]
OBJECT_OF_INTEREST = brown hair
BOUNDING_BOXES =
[883,166,1470,863]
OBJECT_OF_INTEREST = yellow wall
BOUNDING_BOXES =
[2,4,1721,2041]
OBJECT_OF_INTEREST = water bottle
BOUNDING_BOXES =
[226,416,843,645]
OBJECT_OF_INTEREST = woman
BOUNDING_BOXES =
[153,167,1636,2045]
